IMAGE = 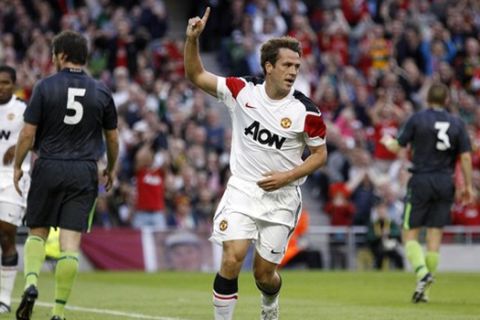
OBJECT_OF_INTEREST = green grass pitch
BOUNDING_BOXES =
[11,271,480,320]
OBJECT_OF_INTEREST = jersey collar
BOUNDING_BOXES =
[260,83,294,106]
[0,95,15,108]
[61,67,85,74]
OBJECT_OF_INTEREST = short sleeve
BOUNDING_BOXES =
[303,112,327,147]
[457,119,472,153]
[24,81,43,125]
[102,96,118,130]
[217,76,245,110]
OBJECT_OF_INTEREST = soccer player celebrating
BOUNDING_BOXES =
[184,8,327,320]
[14,30,119,320]
[0,65,30,314]
[382,83,474,303]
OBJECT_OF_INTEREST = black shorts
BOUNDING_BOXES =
[402,173,454,229]
[26,159,98,232]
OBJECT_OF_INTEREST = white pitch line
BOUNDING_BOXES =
[13,299,190,320]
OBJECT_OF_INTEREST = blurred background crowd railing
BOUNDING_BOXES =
[3,0,480,271]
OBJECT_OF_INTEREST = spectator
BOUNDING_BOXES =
[167,194,201,230]
[367,199,404,270]
[324,182,355,269]
[324,182,355,227]
[132,139,167,230]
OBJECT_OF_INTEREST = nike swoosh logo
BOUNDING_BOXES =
[270,249,283,254]
[245,102,256,109]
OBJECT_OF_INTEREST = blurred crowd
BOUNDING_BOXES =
[203,0,480,232]
[1,0,480,238]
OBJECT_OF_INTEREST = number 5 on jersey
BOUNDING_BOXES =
[64,87,86,125]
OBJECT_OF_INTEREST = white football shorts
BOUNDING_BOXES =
[0,200,25,227]
[210,176,302,264]
[0,171,29,227]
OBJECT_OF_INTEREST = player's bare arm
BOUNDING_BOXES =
[103,128,119,192]
[13,123,36,195]
[257,144,327,192]
[2,145,16,165]
[460,151,475,204]
[184,7,218,97]
[380,134,401,153]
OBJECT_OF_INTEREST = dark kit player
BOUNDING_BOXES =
[14,30,119,320]
[382,82,474,303]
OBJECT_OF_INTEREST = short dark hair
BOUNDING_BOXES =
[52,30,88,65]
[260,36,302,74]
[0,65,16,83]
[427,82,449,105]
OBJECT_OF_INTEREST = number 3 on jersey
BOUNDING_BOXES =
[434,121,450,150]
[64,87,86,125]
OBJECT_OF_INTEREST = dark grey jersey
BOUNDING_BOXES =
[397,108,471,174]
[24,68,117,160]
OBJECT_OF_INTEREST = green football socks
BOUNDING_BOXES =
[424,251,439,297]
[405,240,428,280]
[52,252,79,317]
[425,251,439,274]
[24,236,46,289]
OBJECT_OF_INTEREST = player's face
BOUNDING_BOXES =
[267,48,301,97]
[0,72,14,104]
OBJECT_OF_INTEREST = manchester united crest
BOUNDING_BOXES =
[219,219,228,231]
[7,113,14,121]
[280,117,291,129]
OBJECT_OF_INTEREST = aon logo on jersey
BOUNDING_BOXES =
[244,121,286,150]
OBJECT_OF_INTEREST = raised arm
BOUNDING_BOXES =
[184,7,218,97]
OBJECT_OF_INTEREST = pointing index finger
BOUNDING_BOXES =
[202,7,211,23]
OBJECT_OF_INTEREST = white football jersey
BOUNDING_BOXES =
[217,76,326,186]
[0,95,30,205]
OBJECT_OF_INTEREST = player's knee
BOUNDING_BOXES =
[221,256,243,276]
[0,232,15,252]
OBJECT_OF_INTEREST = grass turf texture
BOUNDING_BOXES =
[10,271,480,320]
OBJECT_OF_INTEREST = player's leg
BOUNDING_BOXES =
[210,181,260,320]
[420,176,454,302]
[16,227,49,320]
[253,254,281,320]
[213,239,250,320]
[0,185,28,313]
[51,229,81,319]
[0,220,18,313]
[425,228,441,273]
[404,227,433,302]
[404,228,428,279]
[254,222,291,320]
[402,176,433,302]
[420,227,442,302]
[51,161,97,320]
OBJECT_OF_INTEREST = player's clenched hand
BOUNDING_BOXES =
[103,169,115,192]
[186,7,210,38]
[461,185,476,205]
[257,171,293,192]
[13,168,23,196]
